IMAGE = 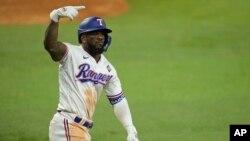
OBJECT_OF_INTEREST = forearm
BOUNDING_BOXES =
[113,98,136,134]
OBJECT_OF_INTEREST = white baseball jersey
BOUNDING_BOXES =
[57,42,124,120]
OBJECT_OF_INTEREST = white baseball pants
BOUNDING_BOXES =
[49,112,91,141]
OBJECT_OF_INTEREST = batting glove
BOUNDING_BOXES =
[127,134,139,141]
[127,126,139,141]
[50,6,85,22]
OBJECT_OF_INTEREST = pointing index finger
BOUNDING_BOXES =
[74,6,85,10]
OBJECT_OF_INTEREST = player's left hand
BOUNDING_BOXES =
[50,6,85,22]
[127,134,139,141]
[126,126,139,141]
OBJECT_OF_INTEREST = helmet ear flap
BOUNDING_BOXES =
[103,35,112,52]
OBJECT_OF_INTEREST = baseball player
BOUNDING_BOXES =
[43,5,139,141]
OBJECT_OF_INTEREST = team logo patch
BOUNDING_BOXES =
[107,65,112,72]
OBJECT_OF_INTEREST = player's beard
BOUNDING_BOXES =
[87,42,104,56]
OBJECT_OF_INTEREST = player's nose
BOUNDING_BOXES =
[96,32,105,40]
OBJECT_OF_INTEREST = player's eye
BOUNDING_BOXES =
[87,31,105,36]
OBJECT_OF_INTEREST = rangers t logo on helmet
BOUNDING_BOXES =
[96,18,103,26]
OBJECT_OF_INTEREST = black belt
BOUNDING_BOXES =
[57,110,93,129]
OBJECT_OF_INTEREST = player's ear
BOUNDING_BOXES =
[80,34,87,43]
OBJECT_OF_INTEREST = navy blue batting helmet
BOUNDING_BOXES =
[78,16,112,51]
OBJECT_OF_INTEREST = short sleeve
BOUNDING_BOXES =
[58,42,72,64]
[104,73,122,96]
[104,68,125,105]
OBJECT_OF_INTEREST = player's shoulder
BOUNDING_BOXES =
[63,42,82,51]
[101,55,117,72]
[63,42,81,47]
[101,55,112,65]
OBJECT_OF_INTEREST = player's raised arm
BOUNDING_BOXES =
[43,6,85,61]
